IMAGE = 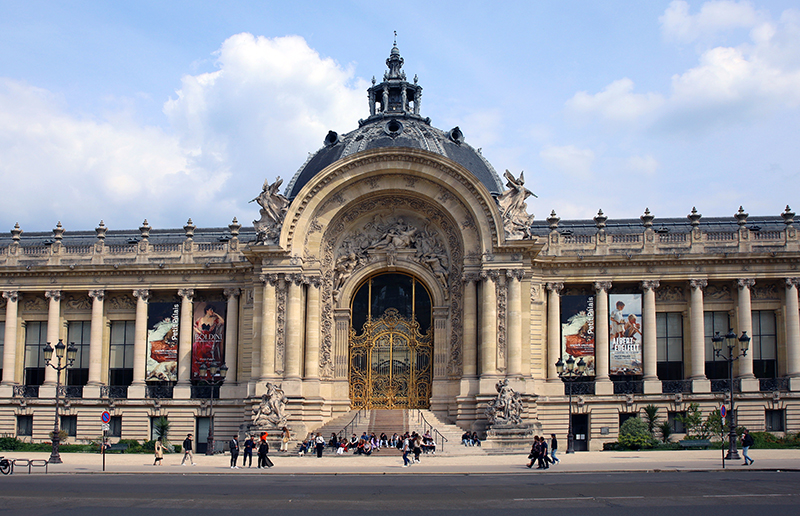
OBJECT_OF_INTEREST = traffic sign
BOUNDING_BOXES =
[101,423,110,432]
[101,411,111,424]
[720,405,727,418]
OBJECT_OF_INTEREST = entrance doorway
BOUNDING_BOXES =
[349,273,433,409]
[571,414,589,451]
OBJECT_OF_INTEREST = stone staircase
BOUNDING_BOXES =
[409,410,487,456]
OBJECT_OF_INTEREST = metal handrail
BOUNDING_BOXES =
[337,408,366,442]
[413,409,448,452]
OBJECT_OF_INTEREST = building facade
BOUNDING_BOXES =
[1,45,799,451]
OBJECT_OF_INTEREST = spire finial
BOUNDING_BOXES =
[393,30,397,47]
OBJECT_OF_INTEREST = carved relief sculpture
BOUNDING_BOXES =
[497,170,537,240]
[252,382,288,428]
[252,177,290,244]
[485,379,523,425]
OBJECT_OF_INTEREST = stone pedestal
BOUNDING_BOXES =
[482,422,538,450]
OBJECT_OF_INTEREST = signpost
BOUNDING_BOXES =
[101,412,111,472]
[720,405,727,469]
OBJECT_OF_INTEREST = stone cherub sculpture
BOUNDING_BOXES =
[251,177,290,244]
[252,382,288,427]
[497,170,537,240]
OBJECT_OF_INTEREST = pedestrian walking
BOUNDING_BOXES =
[229,435,240,468]
[413,434,422,463]
[401,434,412,467]
[550,433,560,464]
[153,438,164,466]
[181,434,196,465]
[243,435,255,467]
[538,436,550,469]
[526,436,540,469]
[741,428,755,465]
[257,435,272,468]
[281,427,291,452]
[314,432,325,458]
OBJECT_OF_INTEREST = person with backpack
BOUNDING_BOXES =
[741,428,755,466]
[181,434,195,466]
[526,435,540,469]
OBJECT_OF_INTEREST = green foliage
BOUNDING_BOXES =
[750,431,800,449]
[153,417,171,445]
[657,421,674,443]
[618,416,657,450]
[642,405,660,435]
[677,403,710,439]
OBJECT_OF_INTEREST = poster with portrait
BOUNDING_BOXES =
[146,301,180,382]
[560,295,596,376]
[191,301,226,379]
[609,293,643,375]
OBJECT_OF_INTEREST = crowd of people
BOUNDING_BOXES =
[526,434,559,470]
[297,430,438,458]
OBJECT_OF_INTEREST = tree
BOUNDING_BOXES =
[642,404,660,436]
[677,403,710,439]
[657,421,673,443]
[153,416,172,449]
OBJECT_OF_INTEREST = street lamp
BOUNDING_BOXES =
[198,362,228,456]
[43,339,77,464]
[555,355,587,454]
[711,328,750,461]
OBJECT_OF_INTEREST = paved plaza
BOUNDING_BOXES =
[3,447,799,475]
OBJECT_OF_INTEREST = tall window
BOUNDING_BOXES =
[751,311,777,378]
[109,321,135,386]
[109,416,122,438]
[17,415,33,437]
[67,321,91,386]
[24,321,47,385]
[704,311,731,380]
[657,313,684,380]
[61,415,77,437]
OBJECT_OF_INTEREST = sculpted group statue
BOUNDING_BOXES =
[497,170,537,240]
[251,177,290,244]
[252,382,288,427]
[485,379,524,426]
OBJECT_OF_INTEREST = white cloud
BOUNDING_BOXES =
[539,145,595,179]
[660,0,762,43]
[568,3,800,133]
[0,34,371,231]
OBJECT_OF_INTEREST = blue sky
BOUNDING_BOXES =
[1,1,798,232]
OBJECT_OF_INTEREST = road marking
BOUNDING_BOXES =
[513,496,645,501]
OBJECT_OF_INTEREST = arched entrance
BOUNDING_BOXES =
[349,273,433,409]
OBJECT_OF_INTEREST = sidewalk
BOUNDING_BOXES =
[4,448,799,475]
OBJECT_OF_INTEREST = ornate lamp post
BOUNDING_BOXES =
[198,362,228,456]
[711,328,750,461]
[555,355,587,454]
[43,339,77,464]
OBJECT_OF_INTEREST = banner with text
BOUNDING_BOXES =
[609,293,643,375]
[191,301,227,379]
[146,301,180,382]
[561,295,596,376]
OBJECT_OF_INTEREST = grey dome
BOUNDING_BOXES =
[284,44,504,199]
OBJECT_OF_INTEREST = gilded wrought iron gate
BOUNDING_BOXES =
[349,308,432,409]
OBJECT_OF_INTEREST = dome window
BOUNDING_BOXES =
[384,119,404,137]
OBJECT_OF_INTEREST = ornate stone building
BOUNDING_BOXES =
[1,44,798,451]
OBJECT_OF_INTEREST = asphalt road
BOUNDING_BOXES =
[1,471,797,515]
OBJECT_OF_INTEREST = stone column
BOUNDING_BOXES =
[506,270,523,378]
[461,274,478,378]
[479,271,498,378]
[334,309,350,378]
[303,278,321,381]
[175,289,194,395]
[642,281,660,394]
[260,274,278,381]
[223,288,240,382]
[546,282,563,381]
[594,281,613,394]
[87,290,105,386]
[689,279,710,392]
[785,279,800,390]
[43,290,62,386]
[129,289,149,398]
[1,291,20,387]
[285,275,305,383]
[737,279,758,392]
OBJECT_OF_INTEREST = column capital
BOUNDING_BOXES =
[641,280,660,291]
[286,273,305,286]
[786,278,800,288]
[737,278,756,290]
[2,291,20,303]
[88,289,105,301]
[259,273,279,286]
[505,269,524,281]
[177,288,194,301]
[689,279,708,291]
[480,270,500,282]
[223,288,241,299]
[45,290,62,302]
[132,289,150,301]
[594,281,612,292]
[462,272,480,284]
[546,282,564,293]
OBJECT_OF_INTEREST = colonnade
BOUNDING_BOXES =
[542,278,800,391]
